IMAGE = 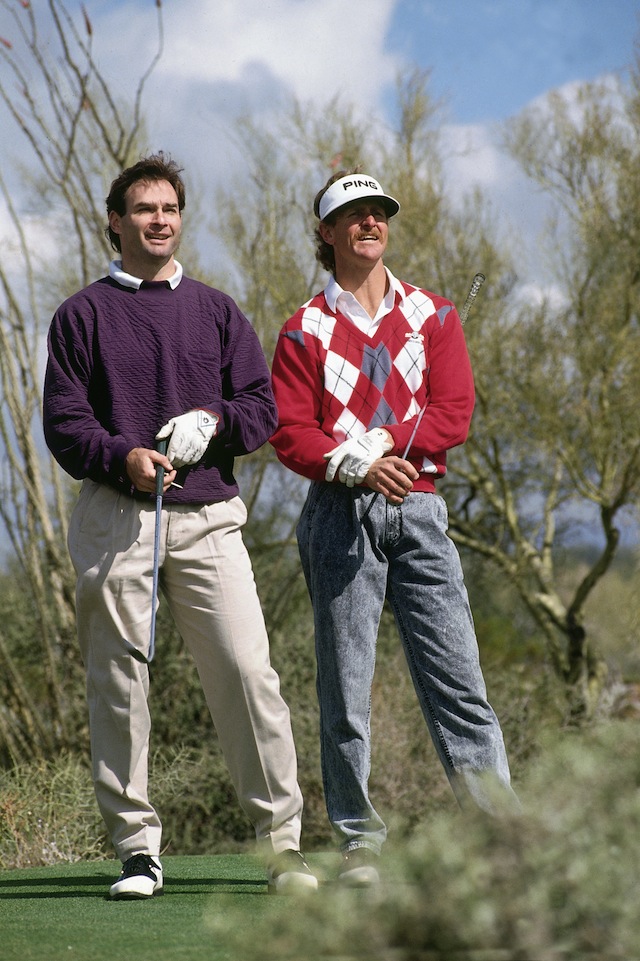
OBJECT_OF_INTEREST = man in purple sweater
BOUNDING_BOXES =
[43,153,316,898]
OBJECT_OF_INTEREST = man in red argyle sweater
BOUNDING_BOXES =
[270,170,519,887]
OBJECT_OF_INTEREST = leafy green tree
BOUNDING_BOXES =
[210,68,639,720]
[445,71,640,718]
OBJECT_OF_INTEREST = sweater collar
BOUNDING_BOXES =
[109,259,183,290]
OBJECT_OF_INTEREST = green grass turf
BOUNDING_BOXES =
[0,853,335,961]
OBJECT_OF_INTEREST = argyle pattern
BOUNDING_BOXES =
[283,283,455,444]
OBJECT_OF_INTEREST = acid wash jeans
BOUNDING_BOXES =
[297,482,519,855]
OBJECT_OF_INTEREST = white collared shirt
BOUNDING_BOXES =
[109,259,183,290]
[324,267,404,335]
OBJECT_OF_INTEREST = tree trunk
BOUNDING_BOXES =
[563,616,609,722]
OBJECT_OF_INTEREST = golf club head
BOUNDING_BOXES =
[123,638,151,664]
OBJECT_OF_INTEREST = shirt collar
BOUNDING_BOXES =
[109,259,183,290]
[324,266,404,314]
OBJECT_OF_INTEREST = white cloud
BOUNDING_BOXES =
[0,2,624,293]
[441,122,516,191]
[513,280,567,311]
[82,0,402,212]
[164,0,398,102]
[92,0,401,114]
[439,121,544,271]
[438,74,625,286]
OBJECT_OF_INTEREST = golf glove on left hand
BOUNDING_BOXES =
[156,409,219,467]
[324,428,392,487]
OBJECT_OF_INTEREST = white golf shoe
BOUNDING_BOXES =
[109,854,163,899]
[267,849,318,895]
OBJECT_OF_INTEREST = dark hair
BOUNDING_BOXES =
[105,152,186,252]
[313,166,363,274]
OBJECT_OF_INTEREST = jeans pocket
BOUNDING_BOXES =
[434,493,449,528]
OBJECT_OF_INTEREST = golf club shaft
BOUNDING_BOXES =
[148,437,168,663]
[361,271,485,520]
[403,272,485,453]
[400,404,426,460]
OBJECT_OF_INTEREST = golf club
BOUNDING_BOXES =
[361,272,486,520]
[124,437,168,665]
[459,272,486,325]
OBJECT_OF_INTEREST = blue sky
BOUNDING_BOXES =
[386,0,639,123]
[3,1,636,153]
[1,0,638,273]
[122,0,639,201]
[61,0,639,128]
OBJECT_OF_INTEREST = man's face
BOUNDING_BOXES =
[320,200,389,271]
[109,179,182,275]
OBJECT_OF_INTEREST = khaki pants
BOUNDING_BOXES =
[68,480,303,861]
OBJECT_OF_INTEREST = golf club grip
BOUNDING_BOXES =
[459,272,486,325]
[155,437,168,496]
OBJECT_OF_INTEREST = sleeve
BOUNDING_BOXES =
[385,304,475,458]
[269,324,336,481]
[43,304,133,484]
[214,298,279,456]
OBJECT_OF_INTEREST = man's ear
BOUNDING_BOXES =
[318,221,335,245]
[108,210,122,237]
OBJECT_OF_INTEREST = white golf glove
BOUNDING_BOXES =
[155,409,219,467]
[324,428,392,487]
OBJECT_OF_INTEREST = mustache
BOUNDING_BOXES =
[355,228,382,241]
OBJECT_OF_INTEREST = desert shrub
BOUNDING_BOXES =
[0,754,105,868]
[0,746,273,867]
[151,745,269,855]
[0,552,622,866]
[206,719,640,961]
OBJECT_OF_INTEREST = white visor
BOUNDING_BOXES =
[317,174,400,221]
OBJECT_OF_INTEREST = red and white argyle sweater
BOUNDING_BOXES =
[270,276,475,492]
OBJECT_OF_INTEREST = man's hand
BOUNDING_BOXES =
[324,428,393,486]
[365,456,419,505]
[125,448,176,494]
[155,409,219,467]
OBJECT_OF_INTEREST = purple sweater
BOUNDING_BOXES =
[43,274,277,504]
